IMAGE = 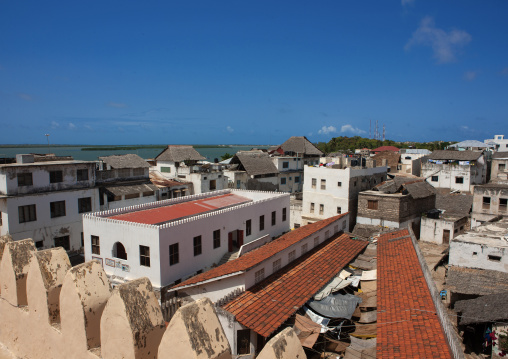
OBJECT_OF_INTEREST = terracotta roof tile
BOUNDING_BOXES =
[172,214,348,289]
[222,233,367,337]
[377,229,452,359]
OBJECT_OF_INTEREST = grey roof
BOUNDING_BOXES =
[426,150,483,161]
[445,266,508,296]
[492,151,508,159]
[435,190,473,216]
[99,154,150,169]
[402,149,432,155]
[155,145,205,162]
[232,151,279,176]
[448,140,494,149]
[403,181,436,199]
[279,136,323,156]
[375,176,427,195]
[454,292,508,325]
[103,182,158,196]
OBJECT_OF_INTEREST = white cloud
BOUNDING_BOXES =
[401,0,414,5]
[68,123,76,130]
[18,93,33,101]
[108,102,127,108]
[405,16,471,64]
[51,121,60,129]
[463,71,477,81]
[318,125,337,135]
[226,126,234,133]
[341,124,366,135]
[500,67,508,76]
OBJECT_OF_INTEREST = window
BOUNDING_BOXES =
[50,201,66,218]
[193,236,202,256]
[282,207,287,222]
[35,240,44,248]
[259,215,265,231]
[354,181,357,187]
[368,200,378,210]
[295,176,300,183]
[321,179,326,190]
[319,204,324,215]
[337,181,342,187]
[342,221,347,229]
[288,250,296,262]
[312,178,317,189]
[310,203,315,213]
[0,212,2,226]
[499,164,506,171]
[488,255,502,262]
[18,204,37,223]
[483,196,491,210]
[272,258,281,272]
[236,179,241,189]
[118,169,130,178]
[314,237,319,247]
[271,211,276,226]
[133,168,145,176]
[125,193,140,200]
[17,173,33,187]
[213,230,221,249]
[114,242,127,260]
[282,161,289,169]
[169,243,179,265]
[280,177,286,185]
[237,329,251,355]
[143,191,154,197]
[91,235,100,255]
[500,198,508,211]
[78,197,92,213]
[49,170,63,183]
[325,230,330,239]
[161,166,171,173]
[431,176,439,182]
[246,219,252,236]
[254,268,265,284]
[301,243,308,255]
[294,223,300,228]
[455,177,464,184]
[337,207,342,214]
[139,245,150,267]
[54,236,70,251]
[77,169,89,181]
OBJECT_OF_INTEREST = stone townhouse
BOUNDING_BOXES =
[471,182,508,228]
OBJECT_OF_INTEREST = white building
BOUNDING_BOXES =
[449,217,508,272]
[400,149,431,176]
[168,214,366,358]
[83,189,290,292]
[485,134,508,152]
[0,154,99,251]
[421,150,486,192]
[300,164,387,229]
[224,151,279,191]
[152,145,228,194]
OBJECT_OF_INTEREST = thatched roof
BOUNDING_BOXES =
[403,181,435,199]
[492,151,508,159]
[155,145,205,162]
[279,136,323,156]
[426,150,483,161]
[445,266,508,296]
[454,292,508,325]
[435,190,473,216]
[232,151,279,176]
[99,154,150,169]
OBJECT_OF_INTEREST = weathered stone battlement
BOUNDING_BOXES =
[0,238,304,359]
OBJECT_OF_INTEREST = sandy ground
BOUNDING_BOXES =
[0,344,16,359]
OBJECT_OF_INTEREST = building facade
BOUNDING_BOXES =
[491,151,508,182]
[471,183,508,228]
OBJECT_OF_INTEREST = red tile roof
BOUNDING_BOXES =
[108,193,251,225]
[377,229,452,359]
[372,146,400,153]
[172,214,348,289]
[222,233,367,337]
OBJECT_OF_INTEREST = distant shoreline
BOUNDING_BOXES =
[0,144,269,150]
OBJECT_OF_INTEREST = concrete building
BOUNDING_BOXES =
[447,140,494,152]
[96,154,159,211]
[153,145,228,194]
[485,134,508,152]
[399,148,431,176]
[491,151,508,182]
[356,178,436,236]
[421,150,487,192]
[0,154,99,252]
[83,189,290,294]
[471,183,508,228]
[169,214,365,358]
[224,151,280,191]
[372,151,401,174]
[449,217,508,273]
[300,163,387,230]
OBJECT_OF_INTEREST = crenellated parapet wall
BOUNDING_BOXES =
[0,237,304,359]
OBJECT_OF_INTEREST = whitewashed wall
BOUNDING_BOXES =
[449,239,508,272]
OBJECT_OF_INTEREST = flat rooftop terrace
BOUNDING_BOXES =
[108,193,252,225]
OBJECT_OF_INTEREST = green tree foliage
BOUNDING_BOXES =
[315,136,454,154]
[220,152,234,161]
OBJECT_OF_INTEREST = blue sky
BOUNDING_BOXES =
[1,1,507,145]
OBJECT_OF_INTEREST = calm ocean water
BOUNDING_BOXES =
[0,145,269,162]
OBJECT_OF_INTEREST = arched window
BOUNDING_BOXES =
[113,242,127,260]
